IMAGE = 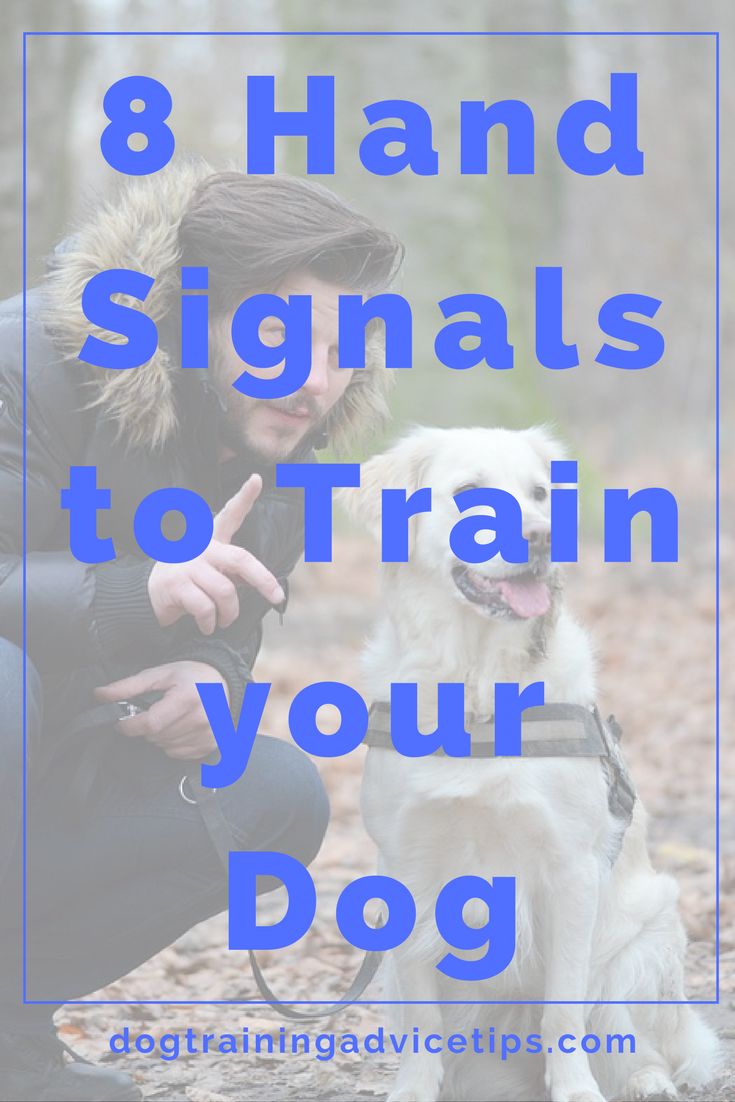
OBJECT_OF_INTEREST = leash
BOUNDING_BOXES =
[182,770,383,1020]
[54,699,382,1019]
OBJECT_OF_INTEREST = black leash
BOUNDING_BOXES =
[246,932,383,1022]
[183,770,383,1020]
[56,700,382,1019]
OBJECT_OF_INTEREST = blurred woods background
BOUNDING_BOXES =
[1,7,731,1084]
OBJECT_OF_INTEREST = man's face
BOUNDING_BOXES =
[211,270,355,461]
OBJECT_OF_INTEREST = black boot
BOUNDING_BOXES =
[0,1024,141,1101]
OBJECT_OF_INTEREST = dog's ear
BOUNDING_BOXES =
[523,424,569,468]
[338,427,441,539]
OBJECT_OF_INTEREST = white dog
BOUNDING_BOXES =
[344,426,718,1102]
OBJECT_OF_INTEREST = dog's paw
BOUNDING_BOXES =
[387,1088,440,1102]
[549,1087,605,1102]
[387,1072,443,1102]
[562,1092,606,1102]
[625,1066,678,1101]
[547,1070,606,1102]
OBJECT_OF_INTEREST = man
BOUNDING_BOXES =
[0,163,402,1100]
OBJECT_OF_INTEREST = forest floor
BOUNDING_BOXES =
[58,487,732,1102]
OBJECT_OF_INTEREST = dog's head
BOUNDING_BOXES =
[343,425,567,624]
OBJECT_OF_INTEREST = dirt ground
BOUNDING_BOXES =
[57,498,732,1102]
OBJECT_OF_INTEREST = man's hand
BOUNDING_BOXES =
[95,661,227,760]
[147,473,285,635]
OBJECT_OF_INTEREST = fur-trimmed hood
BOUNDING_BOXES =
[44,161,392,452]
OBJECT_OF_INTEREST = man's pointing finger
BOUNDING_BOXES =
[213,473,263,544]
[207,542,285,605]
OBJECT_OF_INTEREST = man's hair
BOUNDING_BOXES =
[45,162,404,451]
[178,172,404,313]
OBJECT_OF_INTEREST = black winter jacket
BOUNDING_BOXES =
[0,287,310,724]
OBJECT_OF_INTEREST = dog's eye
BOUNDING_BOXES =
[532,484,548,501]
[454,482,480,496]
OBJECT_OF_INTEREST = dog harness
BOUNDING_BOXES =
[364,701,637,835]
[185,702,635,1021]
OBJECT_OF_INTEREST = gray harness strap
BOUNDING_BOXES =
[365,701,636,832]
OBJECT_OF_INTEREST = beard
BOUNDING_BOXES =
[208,322,346,462]
[217,386,330,462]
[208,330,317,461]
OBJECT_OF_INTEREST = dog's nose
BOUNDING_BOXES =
[525,526,551,552]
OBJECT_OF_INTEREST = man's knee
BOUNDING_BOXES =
[220,737,329,868]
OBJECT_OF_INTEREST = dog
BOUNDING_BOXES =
[342,426,718,1102]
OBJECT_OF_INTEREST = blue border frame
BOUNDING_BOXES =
[21,29,720,1008]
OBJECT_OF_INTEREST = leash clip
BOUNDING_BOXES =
[116,700,142,721]
[179,774,217,805]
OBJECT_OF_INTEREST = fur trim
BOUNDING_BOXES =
[44,161,392,452]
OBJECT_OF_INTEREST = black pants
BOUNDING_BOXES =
[0,639,329,1020]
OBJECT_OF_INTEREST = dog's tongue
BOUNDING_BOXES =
[497,576,551,618]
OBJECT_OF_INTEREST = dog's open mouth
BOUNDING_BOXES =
[451,565,551,619]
